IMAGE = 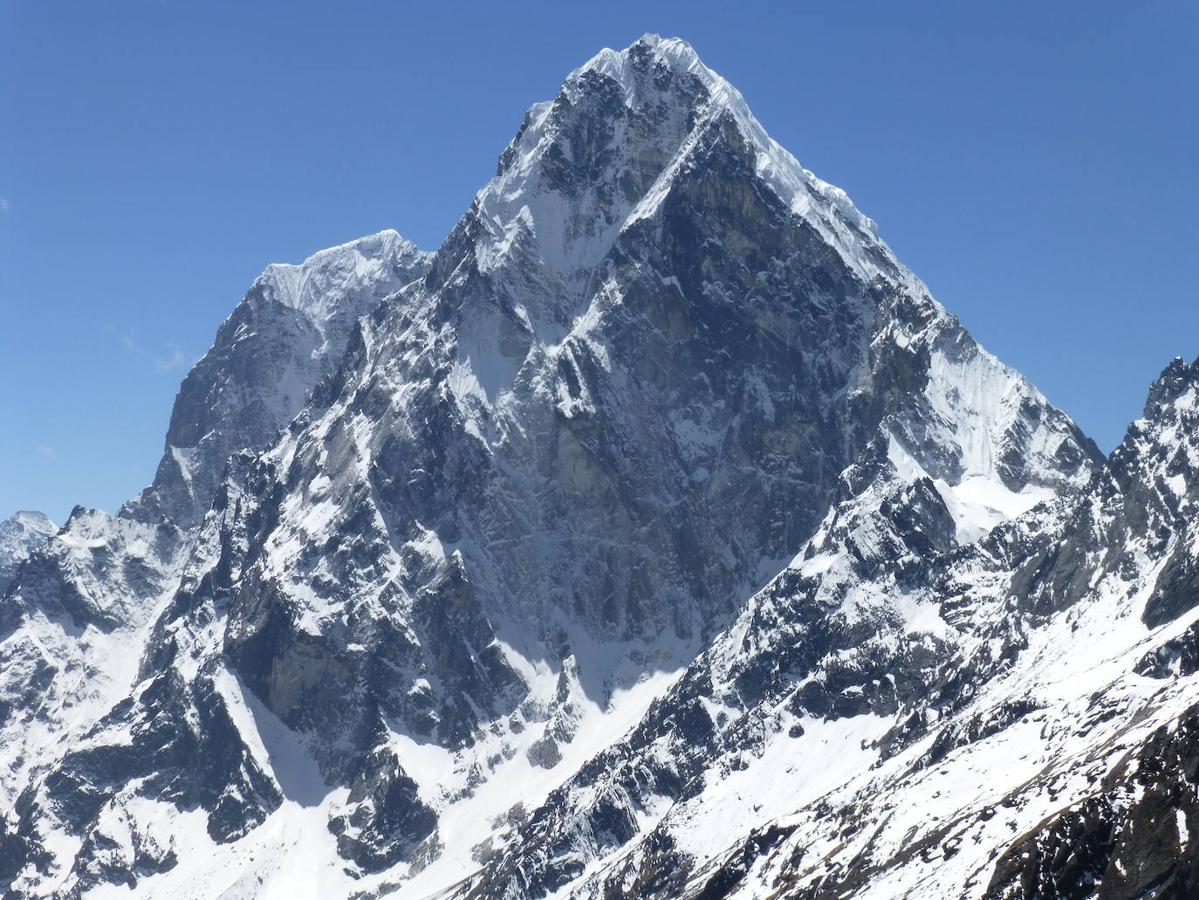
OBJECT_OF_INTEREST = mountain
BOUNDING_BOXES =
[643,354,1199,900]
[126,229,433,530]
[0,512,55,596]
[1,32,1187,900]
[0,34,1102,898]
[0,232,430,859]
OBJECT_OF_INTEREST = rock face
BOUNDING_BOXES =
[2,32,1194,900]
[0,512,54,595]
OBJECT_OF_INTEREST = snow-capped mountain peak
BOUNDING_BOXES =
[3,35,1183,900]
[0,510,55,595]
[258,229,428,343]
[480,33,894,300]
[124,229,432,529]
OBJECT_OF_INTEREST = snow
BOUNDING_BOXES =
[0,509,57,597]
[0,511,181,807]
[673,371,1199,900]
[6,509,55,535]
[80,670,347,900]
[668,713,890,863]
[939,475,1054,543]
[888,434,1054,544]
[260,229,427,342]
[399,663,682,898]
[581,35,895,290]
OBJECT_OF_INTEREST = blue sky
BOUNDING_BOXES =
[2,1,1196,523]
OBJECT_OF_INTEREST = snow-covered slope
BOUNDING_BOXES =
[0,35,1110,900]
[663,355,1199,900]
[0,511,54,595]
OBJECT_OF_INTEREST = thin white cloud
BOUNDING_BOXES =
[36,445,56,458]
[111,328,188,373]
[154,344,187,372]
[0,198,9,214]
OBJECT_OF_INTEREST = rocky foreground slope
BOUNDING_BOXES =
[1,35,1192,900]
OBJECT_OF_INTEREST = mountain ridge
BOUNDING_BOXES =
[1,34,1188,900]
[0,229,431,863]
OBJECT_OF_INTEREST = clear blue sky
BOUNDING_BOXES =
[2,1,1196,523]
